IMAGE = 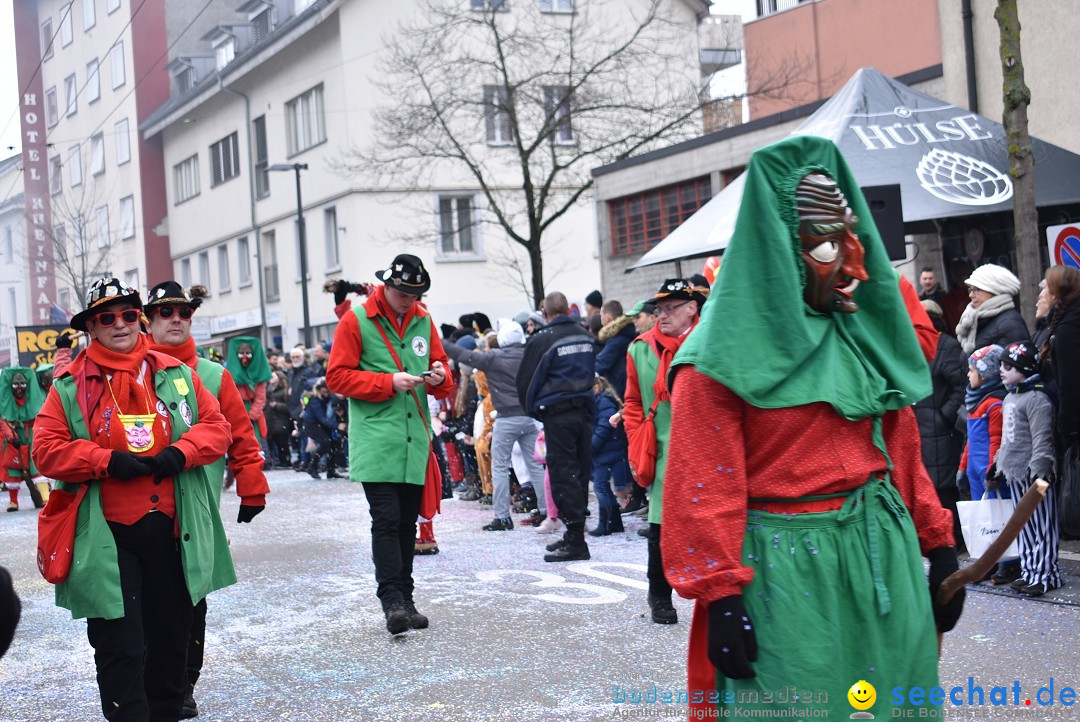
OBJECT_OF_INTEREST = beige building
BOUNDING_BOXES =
[140,0,717,348]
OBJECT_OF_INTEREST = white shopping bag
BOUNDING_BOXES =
[956,491,1019,559]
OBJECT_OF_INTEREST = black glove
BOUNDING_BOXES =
[985,462,1004,491]
[955,470,968,494]
[8,436,21,448]
[54,329,76,350]
[927,546,965,633]
[108,451,154,480]
[707,596,758,679]
[237,505,264,524]
[149,446,186,481]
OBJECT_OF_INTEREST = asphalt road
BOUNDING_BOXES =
[2,470,1079,722]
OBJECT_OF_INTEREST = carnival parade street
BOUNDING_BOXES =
[2,468,1079,722]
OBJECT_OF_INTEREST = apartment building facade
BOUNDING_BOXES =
[0,154,31,365]
[13,0,173,323]
[139,0,712,349]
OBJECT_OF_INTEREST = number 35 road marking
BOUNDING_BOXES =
[475,562,648,605]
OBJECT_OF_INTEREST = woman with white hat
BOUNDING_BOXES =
[955,263,1030,354]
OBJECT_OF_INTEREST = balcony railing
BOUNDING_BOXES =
[756,0,809,18]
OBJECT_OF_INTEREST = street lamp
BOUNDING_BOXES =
[268,162,312,348]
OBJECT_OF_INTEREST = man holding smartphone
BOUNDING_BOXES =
[326,254,455,635]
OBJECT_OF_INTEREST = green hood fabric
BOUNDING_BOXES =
[0,366,45,422]
[674,135,930,420]
[225,336,273,389]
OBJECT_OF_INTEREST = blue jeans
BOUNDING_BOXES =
[593,457,630,509]
[491,415,546,519]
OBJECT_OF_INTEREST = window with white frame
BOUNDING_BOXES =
[237,236,251,286]
[198,251,211,287]
[119,195,135,239]
[539,0,573,11]
[49,156,62,195]
[110,42,125,88]
[64,74,77,116]
[95,205,110,248]
[210,132,240,186]
[180,257,192,287]
[68,144,82,187]
[6,289,15,327]
[115,118,130,164]
[107,0,120,13]
[543,85,574,144]
[323,207,340,270]
[217,244,231,292]
[53,224,67,260]
[253,115,269,199]
[437,195,478,256]
[294,221,311,282]
[124,269,138,291]
[83,0,96,30]
[74,224,88,257]
[295,0,317,13]
[285,85,326,156]
[470,0,507,10]
[90,132,105,175]
[263,231,279,301]
[214,37,236,70]
[3,227,12,264]
[251,6,273,42]
[45,87,59,127]
[59,287,72,313]
[86,59,100,102]
[41,19,54,61]
[174,155,199,204]
[60,4,74,46]
[483,85,514,145]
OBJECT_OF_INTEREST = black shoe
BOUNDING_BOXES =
[990,562,1022,586]
[648,594,678,624]
[326,469,342,479]
[478,494,493,507]
[519,511,545,527]
[620,496,647,515]
[545,538,567,553]
[385,605,410,635]
[306,465,321,479]
[461,488,481,502]
[482,516,514,531]
[179,690,198,719]
[405,602,429,629]
[1017,582,1048,597]
[1008,577,1030,592]
[637,528,649,538]
[607,508,625,533]
[588,507,611,537]
[544,542,590,562]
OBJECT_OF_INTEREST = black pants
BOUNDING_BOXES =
[186,598,207,691]
[361,482,423,610]
[647,523,673,601]
[541,404,594,527]
[86,512,194,722]
[304,421,335,471]
[267,430,292,466]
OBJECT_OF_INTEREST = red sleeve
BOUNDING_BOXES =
[622,352,647,463]
[52,347,73,376]
[988,403,1003,468]
[900,274,939,363]
[424,318,455,401]
[218,369,270,505]
[882,406,956,552]
[333,299,352,320]
[959,436,969,474]
[661,368,753,602]
[326,311,395,402]
[170,372,233,469]
[31,388,113,482]
[248,381,267,421]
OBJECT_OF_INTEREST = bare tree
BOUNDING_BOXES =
[995,0,1040,327]
[341,0,726,308]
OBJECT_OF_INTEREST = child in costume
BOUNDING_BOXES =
[957,344,1018,584]
[993,341,1059,596]
[663,136,962,720]
[1,368,49,510]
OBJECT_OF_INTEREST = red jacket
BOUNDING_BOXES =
[33,349,232,524]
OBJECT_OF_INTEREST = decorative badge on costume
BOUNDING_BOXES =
[178,399,194,427]
[411,336,428,358]
[122,414,158,453]
[173,378,190,396]
[847,680,876,718]
[156,400,169,417]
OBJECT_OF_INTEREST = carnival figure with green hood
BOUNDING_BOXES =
[1,367,49,510]
[661,136,964,720]
[225,336,273,446]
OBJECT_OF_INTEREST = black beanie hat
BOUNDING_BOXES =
[585,290,603,308]
[1002,341,1039,377]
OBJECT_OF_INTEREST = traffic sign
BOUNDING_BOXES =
[1046,223,1080,268]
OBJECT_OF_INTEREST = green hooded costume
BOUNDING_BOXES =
[226,336,273,442]
[669,136,941,720]
[1,366,46,479]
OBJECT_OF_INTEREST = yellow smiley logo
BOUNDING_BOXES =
[847,680,876,711]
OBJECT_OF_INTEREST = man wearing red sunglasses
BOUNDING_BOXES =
[144,280,270,718]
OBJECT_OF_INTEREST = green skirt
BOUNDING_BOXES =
[718,477,939,719]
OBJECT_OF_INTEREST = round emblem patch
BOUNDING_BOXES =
[156,400,169,417]
[411,336,428,358]
[178,399,194,427]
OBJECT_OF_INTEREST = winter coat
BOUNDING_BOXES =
[266,381,294,437]
[595,316,637,398]
[974,306,1030,350]
[913,332,966,488]
[303,394,337,431]
[591,390,627,465]
[1050,301,1080,446]
[287,363,318,419]
[515,315,596,418]
[997,382,1056,483]
[444,342,528,417]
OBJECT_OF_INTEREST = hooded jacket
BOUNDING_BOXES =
[515,315,596,418]
[595,315,637,398]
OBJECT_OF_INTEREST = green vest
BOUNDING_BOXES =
[629,338,671,525]
[348,308,433,485]
[52,362,236,620]
[194,358,227,498]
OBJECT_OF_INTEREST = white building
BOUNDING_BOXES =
[139,0,714,349]
[0,154,32,366]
